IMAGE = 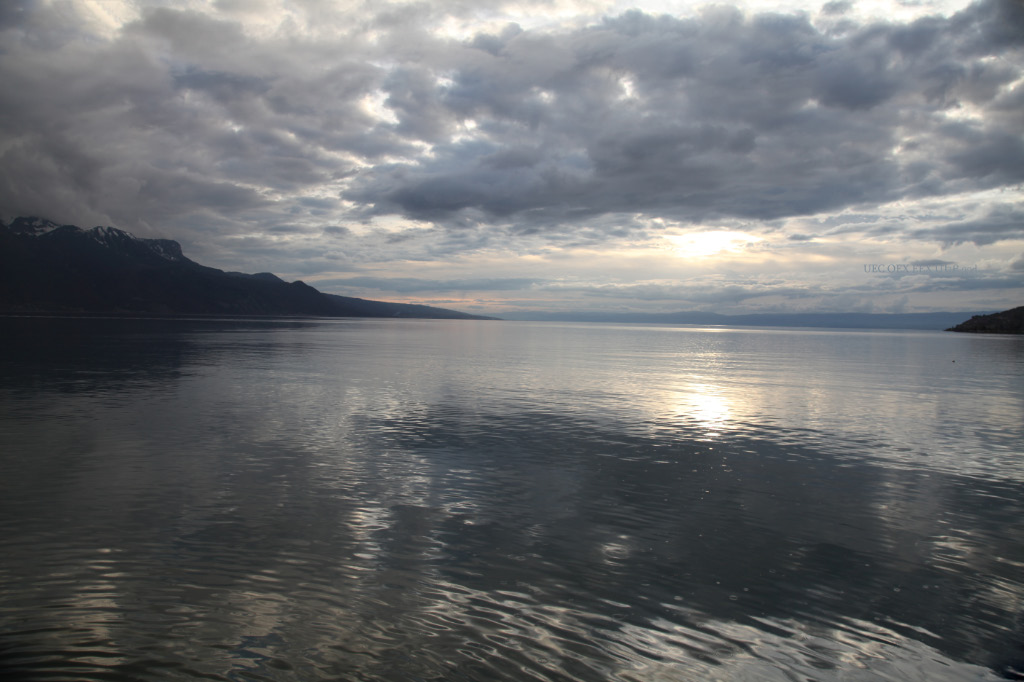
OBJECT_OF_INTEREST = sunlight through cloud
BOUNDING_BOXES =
[665,232,763,259]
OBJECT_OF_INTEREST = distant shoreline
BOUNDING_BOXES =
[6,310,1013,333]
[493,310,997,332]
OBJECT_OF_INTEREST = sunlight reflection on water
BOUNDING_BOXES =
[0,317,1022,681]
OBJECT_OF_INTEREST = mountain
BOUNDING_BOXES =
[0,217,492,320]
[946,306,1024,334]
[498,309,996,330]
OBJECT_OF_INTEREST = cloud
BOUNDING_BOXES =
[346,0,1023,235]
[577,281,819,304]
[909,258,956,266]
[4,1,1020,233]
[820,1,853,16]
[912,204,1024,246]
[0,0,1019,313]
[0,0,32,30]
[321,276,543,293]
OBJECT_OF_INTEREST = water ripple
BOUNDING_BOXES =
[2,319,1022,680]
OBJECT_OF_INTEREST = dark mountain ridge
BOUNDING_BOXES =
[0,217,492,320]
[946,307,1024,334]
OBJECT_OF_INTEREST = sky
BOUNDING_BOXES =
[0,0,1021,316]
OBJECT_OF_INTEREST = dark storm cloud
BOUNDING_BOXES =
[0,0,33,30]
[0,3,376,236]
[0,0,1020,260]
[173,69,271,103]
[350,0,1023,233]
[322,225,351,237]
[821,1,853,15]
[911,204,1024,246]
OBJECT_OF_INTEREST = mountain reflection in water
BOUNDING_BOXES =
[0,317,1022,681]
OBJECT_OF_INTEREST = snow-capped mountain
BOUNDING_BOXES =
[5,216,66,236]
[5,217,186,263]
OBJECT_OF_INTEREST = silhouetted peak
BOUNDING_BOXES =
[6,216,67,236]
[947,306,1024,334]
[7,217,187,264]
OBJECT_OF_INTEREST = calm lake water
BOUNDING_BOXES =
[1,317,1022,681]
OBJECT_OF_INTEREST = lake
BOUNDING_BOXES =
[1,316,1022,681]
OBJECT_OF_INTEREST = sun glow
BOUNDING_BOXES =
[671,383,735,436]
[665,231,762,258]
